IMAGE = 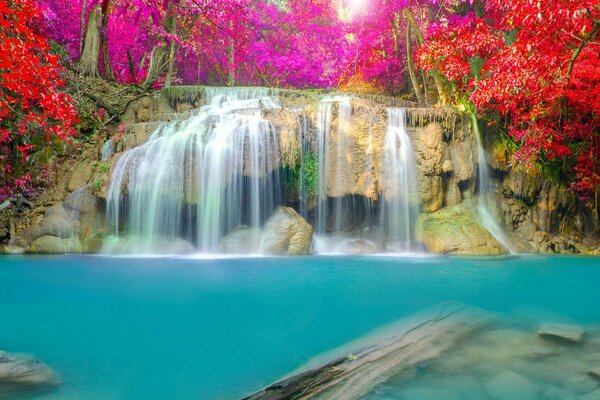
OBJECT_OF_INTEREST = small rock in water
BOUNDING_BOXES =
[538,323,584,343]
[485,371,538,400]
[588,368,600,381]
[0,351,55,385]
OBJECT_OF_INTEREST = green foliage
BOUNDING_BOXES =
[93,177,102,192]
[301,152,319,197]
[283,152,319,197]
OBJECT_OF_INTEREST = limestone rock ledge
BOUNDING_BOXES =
[416,202,509,256]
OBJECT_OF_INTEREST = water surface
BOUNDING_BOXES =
[0,255,598,399]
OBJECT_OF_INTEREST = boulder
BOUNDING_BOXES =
[28,235,81,254]
[538,323,584,343]
[221,226,262,253]
[416,202,508,255]
[260,207,313,255]
[64,185,102,215]
[0,350,55,385]
[22,204,78,243]
[485,371,538,400]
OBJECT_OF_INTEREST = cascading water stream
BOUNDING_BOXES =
[315,95,353,234]
[101,139,114,161]
[471,112,514,252]
[105,88,281,254]
[381,108,420,251]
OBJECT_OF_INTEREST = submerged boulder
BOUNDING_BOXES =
[485,371,538,400]
[0,351,56,385]
[260,207,313,255]
[538,323,584,343]
[221,226,262,254]
[416,202,508,255]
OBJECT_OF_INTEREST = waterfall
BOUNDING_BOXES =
[381,108,420,251]
[314,95,354,234]
[105,88,282,253]
[294,109,310,220]
[101,139,114,161]
[204,86,280,108]
[471,113,514,252]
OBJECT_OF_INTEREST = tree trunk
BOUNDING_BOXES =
[127,49,136,80]
[143,11,175,89]
[406,24,424,104]
[143,46,168,88]
[78,0,89,56]
[164,16,178,87]
[402,8,448,105]
[78,7,102,77]
[100,0,114,80]
[227,21,236,86]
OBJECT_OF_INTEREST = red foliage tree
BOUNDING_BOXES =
[0,0,78,200]
[417,0,600,201]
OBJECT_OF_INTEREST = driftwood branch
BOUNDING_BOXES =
[244,302,491,400]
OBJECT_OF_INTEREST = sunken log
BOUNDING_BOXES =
[243,302,492,400]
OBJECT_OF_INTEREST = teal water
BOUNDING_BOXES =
[0,255,599,399]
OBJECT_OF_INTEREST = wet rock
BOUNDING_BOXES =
[261,207,313,255]
[28,235,81,254]
[0,351,55,385]
[64,185,102,215]
[445,178,462,207]
[22,204,78,243]
[587,369,600,381]
[0,244,26,255]
[538,323,584,343]
[336,239,381,254]
[450,137,477,182]
[415,201,508,255]
[485,371,538,400]
[63,186,105,246]
[412,123,444,213]
[221,226,262,253]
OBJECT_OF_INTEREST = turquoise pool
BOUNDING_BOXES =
[0,255,599,399]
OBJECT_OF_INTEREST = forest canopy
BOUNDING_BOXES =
[1,0,599,204]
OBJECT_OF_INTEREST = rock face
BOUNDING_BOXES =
[14,185,104,254]
[29,235,82,254]
[260,207,313,255]
[416,202,508,255]
[0,350,55,385]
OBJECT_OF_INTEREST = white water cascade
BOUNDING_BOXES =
[381,108,420,251]
[105,88,282,253]
[315,95,370,235]
[471,113,514,252]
